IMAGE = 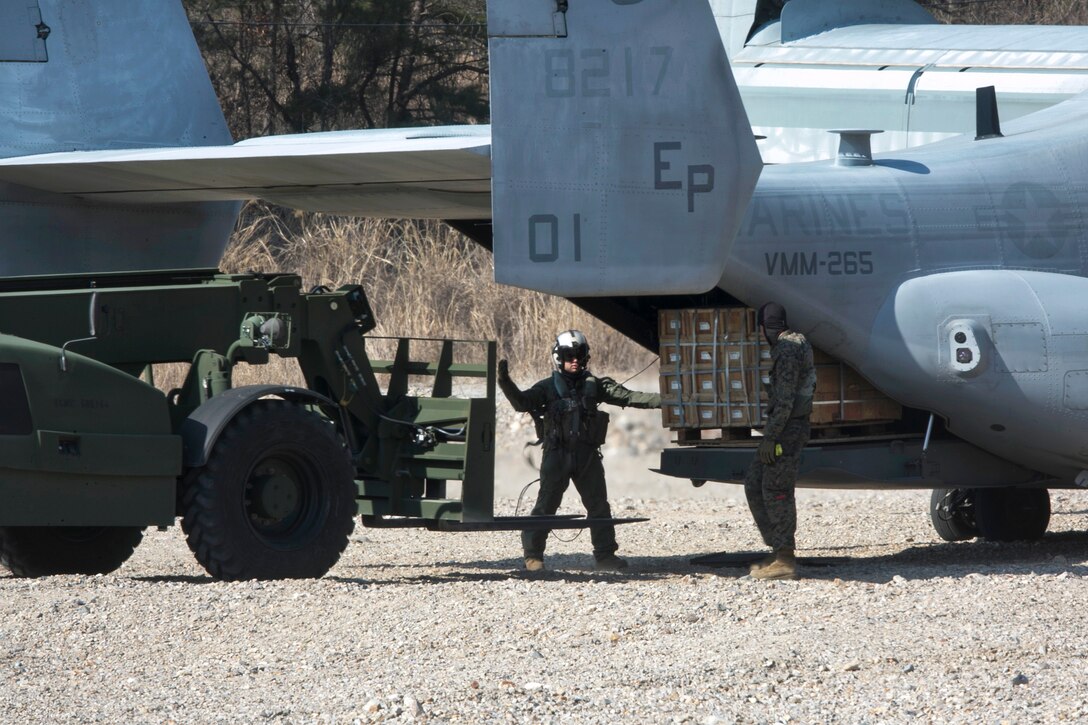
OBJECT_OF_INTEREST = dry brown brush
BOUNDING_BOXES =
[216,205,654,384]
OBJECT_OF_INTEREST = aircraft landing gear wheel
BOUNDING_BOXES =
[973,487,1050,542]
[930,488,978,542]
[181,400,356,581]
[0,526,144,576]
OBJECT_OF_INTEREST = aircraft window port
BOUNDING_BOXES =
[947,321,985,375]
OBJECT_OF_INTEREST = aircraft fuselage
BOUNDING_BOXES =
[721,94,1088,480]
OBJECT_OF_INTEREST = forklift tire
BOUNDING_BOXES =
[0,526,144,576]
[929,488,978,542]
[180,400,355,580]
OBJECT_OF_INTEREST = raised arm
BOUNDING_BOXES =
[497,359,547,413]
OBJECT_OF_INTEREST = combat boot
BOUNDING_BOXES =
[594,554,629,572]
[524,557,545,572]
[750,548,797,580]
[748,551,778,574]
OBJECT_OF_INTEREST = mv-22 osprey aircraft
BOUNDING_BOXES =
[1,0,1087,546]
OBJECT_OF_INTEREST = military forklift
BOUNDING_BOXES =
[0,270,638,580]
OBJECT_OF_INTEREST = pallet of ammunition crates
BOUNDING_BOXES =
[658,308,902,433]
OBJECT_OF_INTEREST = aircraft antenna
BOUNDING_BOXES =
[830,130,883,167]
[975,86,1004,140]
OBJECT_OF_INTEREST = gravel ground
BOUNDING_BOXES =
[4,376,1088,723]
[3,474,1088,723]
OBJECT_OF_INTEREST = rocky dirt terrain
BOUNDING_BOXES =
[2,382,1088,723]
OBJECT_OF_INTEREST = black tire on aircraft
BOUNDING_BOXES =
[0,526,144,576]
[973,487,1050,542]
[929,488,978,542]
[180,400,356,581]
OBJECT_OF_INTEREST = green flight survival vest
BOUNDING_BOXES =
[534,371,610,450]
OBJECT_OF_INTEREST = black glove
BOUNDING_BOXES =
[757,437,778,465]
[497,358,510,382]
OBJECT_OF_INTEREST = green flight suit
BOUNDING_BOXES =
[499,370,660,561]
[744,330,816,551]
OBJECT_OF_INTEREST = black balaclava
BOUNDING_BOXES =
[757,302,788,344]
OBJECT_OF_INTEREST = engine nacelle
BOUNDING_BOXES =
[866,270,1088,479]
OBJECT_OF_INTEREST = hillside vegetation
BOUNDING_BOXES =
[925,0,1087,24]
[221,214,651,373]
[185,0,1084,377]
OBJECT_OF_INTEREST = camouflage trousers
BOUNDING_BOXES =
[523,445,617,561]
[744,418,810,551]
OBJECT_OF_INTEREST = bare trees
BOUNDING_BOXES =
[185,0,488,138]
[922,0,1086,25]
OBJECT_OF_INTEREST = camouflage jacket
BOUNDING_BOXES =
[499,371,661,451]
[763,330,816,440]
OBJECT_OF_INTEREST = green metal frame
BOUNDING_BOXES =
[349,337,496,524]
[0,270,501,529]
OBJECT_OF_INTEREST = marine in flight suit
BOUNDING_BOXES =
[498,330,660,572]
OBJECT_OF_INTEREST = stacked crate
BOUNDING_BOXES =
[658,308,769,429]
[810,353,903,425]
[658,308,902,432]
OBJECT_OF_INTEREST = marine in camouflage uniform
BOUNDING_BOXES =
[744,302,816,580]
[497,331,660,571]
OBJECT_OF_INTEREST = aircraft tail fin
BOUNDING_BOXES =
[1,1,232,157]
[0,1,237,277]
[487,0,762,297]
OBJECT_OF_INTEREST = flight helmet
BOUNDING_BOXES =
[552,330,590,371]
